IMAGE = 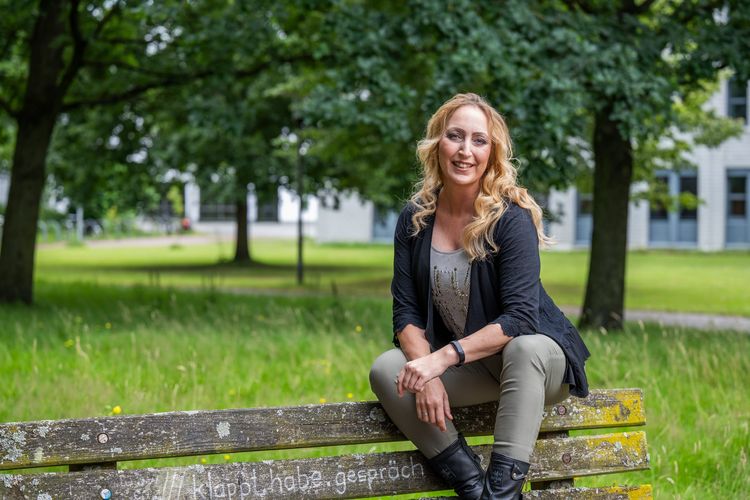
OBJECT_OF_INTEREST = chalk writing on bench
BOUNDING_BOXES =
[156,457,426,499]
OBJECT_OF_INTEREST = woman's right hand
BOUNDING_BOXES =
[415,377,453,432]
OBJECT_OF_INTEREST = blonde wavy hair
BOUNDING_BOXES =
[410,93,551,260]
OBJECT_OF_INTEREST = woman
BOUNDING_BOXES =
[369,93,590,500]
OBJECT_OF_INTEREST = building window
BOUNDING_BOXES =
[533,191,552,236]
[728,78,748,122]
[649,171,698,246]
[256,191,279,222]
[578,193,593,216]
[372,209,398,242]
[649,175,669,221]
[199,203,236,222]
[679,175,698,220]
[575,191,593,244]
[727,172,749,246]
[728,175,747,217]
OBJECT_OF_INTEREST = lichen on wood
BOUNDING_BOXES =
[0,389,645,471]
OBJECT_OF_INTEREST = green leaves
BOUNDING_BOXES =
[4,0,749,218]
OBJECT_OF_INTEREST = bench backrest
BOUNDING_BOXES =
[0,388,649,499]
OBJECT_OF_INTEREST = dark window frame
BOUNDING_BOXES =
[728,78,748,122]
[728,171,749,219]
[679,175,698,220]
[649,170,699,247]
[726,169,750,247]
[199,203,237,222]
[649,175,670,221]
[577,191,593,216]
[574,190,593,245]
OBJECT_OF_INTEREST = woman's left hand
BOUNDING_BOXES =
[397,349,454,396]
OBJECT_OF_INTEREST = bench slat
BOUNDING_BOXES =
[0,389,644,470]
[531,432,649,480]
[427,485,653,499]
[524,485,653,499]
[0,432,649,499]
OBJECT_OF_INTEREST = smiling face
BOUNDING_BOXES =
[437,105,491,191]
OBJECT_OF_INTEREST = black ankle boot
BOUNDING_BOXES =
[427,434,484,499]
[480,452,530,499]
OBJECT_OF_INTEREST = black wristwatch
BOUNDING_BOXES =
[449,340,465,367]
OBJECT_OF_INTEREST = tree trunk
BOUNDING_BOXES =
[579,103,634,331]
[0,117,59,303]
[0,0,68,304]
[233,197,251,263]
[233,168,252,263]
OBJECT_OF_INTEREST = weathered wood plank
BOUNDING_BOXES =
[531,430,572,490]
[524,485,653,499]
[0,432,649,499]
[540,389,644,431]
[531,432,649,480]
[0,389,644,470]
[426,485,653,500]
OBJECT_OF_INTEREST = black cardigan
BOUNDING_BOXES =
[391,201,591,398]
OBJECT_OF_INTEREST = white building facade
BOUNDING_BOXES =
[183,182,320,239]
[547,78,750,251]
[184,181,389,243]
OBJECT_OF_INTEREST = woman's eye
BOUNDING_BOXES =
[447,132,462,141]
[473,137,488,146]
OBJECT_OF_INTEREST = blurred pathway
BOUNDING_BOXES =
[39,233,233,249]
[559,306,750,333]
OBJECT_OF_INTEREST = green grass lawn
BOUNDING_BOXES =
[1,282,748,499]
[36,239,750,316]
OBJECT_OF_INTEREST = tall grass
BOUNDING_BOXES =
[1,282,748,498]
[0,283,389,419]
[577,325,749,498]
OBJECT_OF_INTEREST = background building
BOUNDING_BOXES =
[548,78,750,251]
[184,183,319,239]
[184,182,394,243]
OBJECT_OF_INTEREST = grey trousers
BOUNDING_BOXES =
[369,334,568,463]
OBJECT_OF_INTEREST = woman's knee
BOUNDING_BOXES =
[369,349,406,396]
[503,334,567,379]
[504,335,540,359]
[502,335,546,372]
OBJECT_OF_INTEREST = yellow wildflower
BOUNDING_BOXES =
[319,398,327,404]
[346,393,354,399]
[200,458,207,464]
[355,325,363,333]
[112,405,122,415]
[224,454,231,461]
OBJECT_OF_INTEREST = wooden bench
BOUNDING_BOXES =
[1,388,650,499]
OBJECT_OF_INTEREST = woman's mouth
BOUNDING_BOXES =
[452,161,473,170]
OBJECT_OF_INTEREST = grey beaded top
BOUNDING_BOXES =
[430,245,471,338]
